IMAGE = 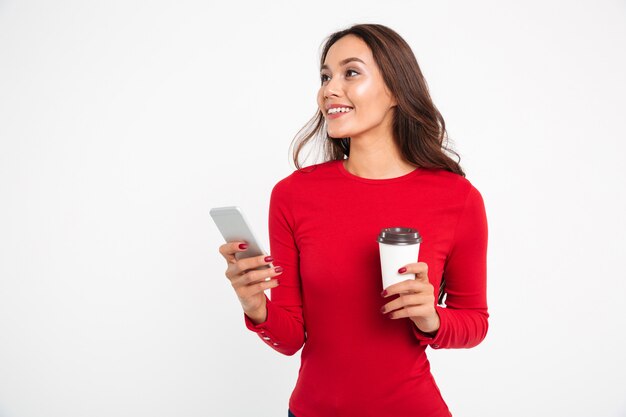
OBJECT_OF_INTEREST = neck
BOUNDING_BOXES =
[343,131,415,180]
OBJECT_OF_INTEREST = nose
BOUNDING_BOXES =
[322,76,341,99]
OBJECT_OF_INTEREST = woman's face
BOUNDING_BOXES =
[317,34,397,140]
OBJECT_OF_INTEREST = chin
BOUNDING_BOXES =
[327,129,352,139]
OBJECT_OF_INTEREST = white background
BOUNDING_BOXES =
[1,1,625,416]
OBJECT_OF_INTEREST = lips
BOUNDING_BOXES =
[326,108,353,119]
[326,103,353,110]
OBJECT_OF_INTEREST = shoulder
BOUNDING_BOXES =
[417,169,484,216]
[422,169,480,198]
[271,159,340,192]
[442,171,486,215]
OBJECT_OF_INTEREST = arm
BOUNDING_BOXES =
[413,184,489,349]
[243,178,306,356]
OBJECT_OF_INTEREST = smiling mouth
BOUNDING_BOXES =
[327,107,353,115]
[327,107,353,119]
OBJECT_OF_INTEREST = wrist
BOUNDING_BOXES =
[413,310,440,335]
[245,302,268,325]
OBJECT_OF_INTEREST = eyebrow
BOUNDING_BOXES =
[320,57,366,71]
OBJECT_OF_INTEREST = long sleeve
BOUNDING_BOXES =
[242,177,306,356]
[413,184,489,349]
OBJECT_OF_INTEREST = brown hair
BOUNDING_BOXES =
[290,23,465,177]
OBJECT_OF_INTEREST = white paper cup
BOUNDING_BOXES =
[377,227,422,290]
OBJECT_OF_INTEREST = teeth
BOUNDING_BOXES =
[328,107,353,114]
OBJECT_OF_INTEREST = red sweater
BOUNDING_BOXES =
[244,159,489,417]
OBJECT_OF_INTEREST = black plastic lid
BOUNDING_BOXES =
[377,227,422,245]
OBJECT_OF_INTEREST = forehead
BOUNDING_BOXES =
[323,34,373,66]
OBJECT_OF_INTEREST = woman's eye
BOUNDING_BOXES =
[320,70,358,84]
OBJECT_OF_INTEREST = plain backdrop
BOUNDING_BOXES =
[1,1,625,416]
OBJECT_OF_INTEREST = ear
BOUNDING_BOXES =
[389,93,398,108]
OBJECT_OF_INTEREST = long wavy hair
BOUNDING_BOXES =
[289,23,465,177]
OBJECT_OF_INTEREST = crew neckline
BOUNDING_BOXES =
[335,159,423,184]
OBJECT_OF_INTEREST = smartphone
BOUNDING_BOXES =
[209,206,272,270]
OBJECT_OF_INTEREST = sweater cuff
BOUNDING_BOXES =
[243,293,286,350]
[412,305,446,349]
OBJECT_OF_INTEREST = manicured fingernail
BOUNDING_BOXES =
[381,290,388,297]
[239,243,248,250]
[398,267,407,274]
[380,306,386,313]
[264,256,274,262]
[274,266,284,273]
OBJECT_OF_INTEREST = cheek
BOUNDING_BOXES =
[352,80,390,118]
[351,80,371,104]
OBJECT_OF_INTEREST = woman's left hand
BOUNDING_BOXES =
[380,261,440,335]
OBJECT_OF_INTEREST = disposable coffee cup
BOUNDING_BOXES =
[377,227,422,290]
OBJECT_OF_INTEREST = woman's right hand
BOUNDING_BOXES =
[219,241,284,323]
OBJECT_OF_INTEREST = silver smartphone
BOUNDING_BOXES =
[209,206,272,270]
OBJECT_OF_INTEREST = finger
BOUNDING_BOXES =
[386,304,433,320]
[219,241,249,264]
[232,265,284,288]
[237,276,281,299]
[227,253,275,281]
[413,262,429,281]
[382,278,423,298]
[237,253,275,274]
[397,261,429,281]
[382,280,434,301]
[380,292,432,314]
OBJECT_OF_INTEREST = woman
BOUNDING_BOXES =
[218,23,489,417]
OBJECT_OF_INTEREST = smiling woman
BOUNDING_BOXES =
[218,23,489,417]
[292,24,464,178]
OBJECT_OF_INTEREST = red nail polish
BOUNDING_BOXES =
[398,267,407,274]
[274,266,284,273]
[264,256,274,262]
[239,243,248,250]
[381,290,388,297]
